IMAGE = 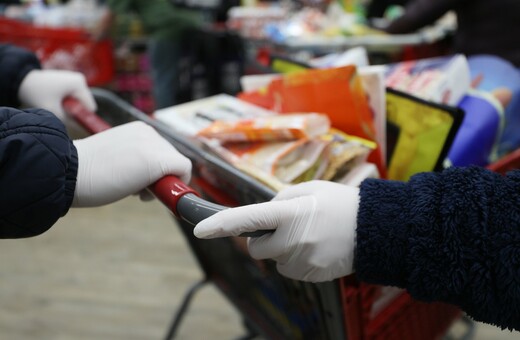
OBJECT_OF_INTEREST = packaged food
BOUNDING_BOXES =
[197,113,331,142]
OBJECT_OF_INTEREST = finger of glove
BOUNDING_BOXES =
[158,138,193,183]
[247,229,294,261]
[125,122,192,184]
[70,86,97,112]
[165,164,191,184]
[194,200,291,239]
[273,180,325,201]
[156,148,192,184]
[246,196,312,260]
[49,71,96,114]
[276,262,323,282]
[276,262,310,282]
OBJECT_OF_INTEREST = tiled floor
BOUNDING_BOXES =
[0,196,518,339]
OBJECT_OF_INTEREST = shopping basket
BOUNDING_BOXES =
[64,88,463,340]
[0,17,114,86]
[486,148,520,174]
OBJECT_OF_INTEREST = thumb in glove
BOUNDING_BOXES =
[72,121,192,207]
[194,180,359,282]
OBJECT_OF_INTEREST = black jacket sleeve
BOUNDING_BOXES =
[0,44,41,107]
[0,107,78,238]
[355,166,520,330]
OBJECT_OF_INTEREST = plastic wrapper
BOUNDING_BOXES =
[154,94,375,191]
[197,113,331,142]
[203,128,374,191]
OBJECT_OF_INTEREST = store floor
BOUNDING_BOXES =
[0,197,518,340]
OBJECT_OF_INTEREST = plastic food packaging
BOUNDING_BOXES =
[197,113,331,142]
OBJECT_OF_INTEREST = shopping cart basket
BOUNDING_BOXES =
[0,17,113,86]
[486,148,520,174]
[64,88,463,340]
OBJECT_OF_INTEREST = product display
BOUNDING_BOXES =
[155,94,374,191]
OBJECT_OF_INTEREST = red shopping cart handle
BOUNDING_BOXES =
[62,96,112,134]
[62,96,267,238]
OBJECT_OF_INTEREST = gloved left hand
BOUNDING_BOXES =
[194,180,359,282]
[72,121,192,207]
[18,69,97,121]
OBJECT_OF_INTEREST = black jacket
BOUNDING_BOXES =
[0,44,78,238]
[385,0,520,67]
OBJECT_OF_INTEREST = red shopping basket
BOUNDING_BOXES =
[0,17,114,86]
[340,279,461,340]
[487,148,520,174]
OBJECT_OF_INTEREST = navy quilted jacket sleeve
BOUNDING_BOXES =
[0,108,78,238]
[0,44,41,107]
[0,44,78,238]
[356,166,520,330]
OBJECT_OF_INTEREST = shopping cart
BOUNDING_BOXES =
[64,88,463,340]
[486,148,520,174]
[0,17,113,86]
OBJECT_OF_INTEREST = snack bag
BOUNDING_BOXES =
[197,113,330,142]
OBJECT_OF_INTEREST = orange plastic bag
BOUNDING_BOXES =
[238,66,386,176]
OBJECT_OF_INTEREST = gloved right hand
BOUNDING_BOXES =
[194,180,360,282]
[72,121,192,207]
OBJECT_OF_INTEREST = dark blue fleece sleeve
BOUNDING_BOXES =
[356,166,520,330]
[0,44,41,107]
[0,107,78,238]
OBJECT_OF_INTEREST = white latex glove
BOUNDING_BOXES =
[194,180,359,282]
[72,121,192,207]
[18,69,97,121]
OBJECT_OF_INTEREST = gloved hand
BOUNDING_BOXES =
[72,121,192,207]
[18,69,96,124]
[194,180,359,282]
